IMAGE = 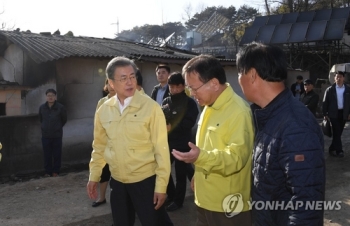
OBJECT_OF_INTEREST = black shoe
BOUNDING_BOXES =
[164,197,173,206]
[329,150,337,157]
[166,202,182,212]
[92,199,106,207]
[337,151,344,158]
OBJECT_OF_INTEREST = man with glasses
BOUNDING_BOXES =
[39,89,67,177]
[172,55,254,225]
[300,79,319,116]
[87,57,172,226]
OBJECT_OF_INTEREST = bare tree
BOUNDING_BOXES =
[0,6,15,30]
[182,3,193,21]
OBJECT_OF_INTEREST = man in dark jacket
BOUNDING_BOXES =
[300,79,319,116]
[237,42,325,226]
[323,71,350,157]
[291,75,305,98]
[151,64,170,105]
[39,89,67,177]
[161,72,198,212]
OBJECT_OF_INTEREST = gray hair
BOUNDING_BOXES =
[105,56,138,80]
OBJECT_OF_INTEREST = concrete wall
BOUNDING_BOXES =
[0,45,23,84]
[0,89,21,116]
[0,115,45,176]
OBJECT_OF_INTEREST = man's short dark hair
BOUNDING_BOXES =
[297,75,303,80]
[336,71,345,76]
[136,70,143,86]
[156,64,170,73]
[45,89,56,95]
[168,72,185,85]
[236,42,288,82]
[182,54,226,84]
[303,79,313,85]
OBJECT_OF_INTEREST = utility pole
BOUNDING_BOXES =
[111,17,119,35]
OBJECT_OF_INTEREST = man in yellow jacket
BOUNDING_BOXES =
[87,57,171,226]
[172,55,254,226]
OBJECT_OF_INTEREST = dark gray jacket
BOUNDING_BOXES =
[39,101,67,138]
[151,84,170,102]
[300,90,319,116]
[322,83,350,119]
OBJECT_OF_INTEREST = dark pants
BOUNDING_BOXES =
[110,175,173,226]
[100,164,111,183]
[196,206,252,226]
[167,152,194,206]
[41,137,62,175]
[329,110,346,154]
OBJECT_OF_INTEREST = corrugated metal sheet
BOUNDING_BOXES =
[0,30,203,64]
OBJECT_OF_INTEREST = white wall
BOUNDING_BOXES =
[0,45,24,84]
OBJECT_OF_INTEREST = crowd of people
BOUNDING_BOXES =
[36,42,350,226]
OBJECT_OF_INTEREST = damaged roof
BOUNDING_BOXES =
[0,30,212,64]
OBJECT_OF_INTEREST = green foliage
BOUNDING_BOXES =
[64,31,74,37]
[270,0,350,14]
[222,5,260,48]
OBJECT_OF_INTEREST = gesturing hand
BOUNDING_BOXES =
[172,142,200,163]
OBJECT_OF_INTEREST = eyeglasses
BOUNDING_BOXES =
[113,75,136,83]
[186,80,209,94]
[46,94,56,97]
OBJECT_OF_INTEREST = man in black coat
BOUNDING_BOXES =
[161,72,199,212]
[290,75,305,99]
[237,42,325,226]
[300,79,319,116]
[151,64,170,105]
[323,71,350,157]
[39,89,67,177]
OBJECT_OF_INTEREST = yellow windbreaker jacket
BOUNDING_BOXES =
[89,90,170,193]
[194,83,254,212]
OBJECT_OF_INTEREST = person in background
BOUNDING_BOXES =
[91,79,115,207]
[151,64,170,105]
[161,72,199,212]
[39,89,67,177]
[136,69,146,95]
[300,79,319,117]
[87,56,172,226]
[237,42,325,226]
[172,55,254,226]
[323,71,350,158]
[291,75,305,99]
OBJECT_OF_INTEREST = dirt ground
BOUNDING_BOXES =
[0,121,349,226]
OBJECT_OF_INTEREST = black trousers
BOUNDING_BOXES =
[110,175,173,226]
[329,110,346,153]
[41,137,62,175]
[167,151,194,206]
[196,206,252,226]
[100,164,111,183]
